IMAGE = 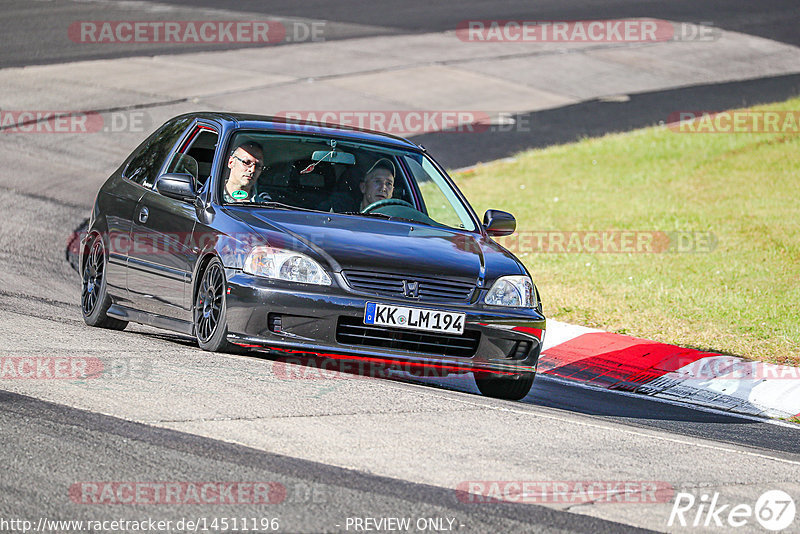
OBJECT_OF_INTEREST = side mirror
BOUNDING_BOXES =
[156,173,197,202]
[483,209,516,237]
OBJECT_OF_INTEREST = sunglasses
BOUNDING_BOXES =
[232,154,264,171]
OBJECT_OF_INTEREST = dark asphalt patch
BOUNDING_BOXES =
[410,73,800,169]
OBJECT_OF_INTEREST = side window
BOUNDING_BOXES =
[403,155,476,231]
[123,117,192,188]
[165,127,218,190]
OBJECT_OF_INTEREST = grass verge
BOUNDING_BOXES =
[453,97,800,366]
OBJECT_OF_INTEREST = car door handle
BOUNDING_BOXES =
[138,206,149,224]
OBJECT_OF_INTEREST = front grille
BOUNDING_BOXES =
[336,316,480,358]
[342,270,475,302]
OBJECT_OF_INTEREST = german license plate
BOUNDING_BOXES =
[364,302,465,334]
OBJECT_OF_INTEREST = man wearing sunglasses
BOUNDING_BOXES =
[224,142,266,203]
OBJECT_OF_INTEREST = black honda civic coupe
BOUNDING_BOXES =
[80,112,545,400]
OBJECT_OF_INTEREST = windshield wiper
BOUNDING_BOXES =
[341,211,393,220]
[343,212,439,226]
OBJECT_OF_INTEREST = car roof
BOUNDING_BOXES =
[186,112,422,151]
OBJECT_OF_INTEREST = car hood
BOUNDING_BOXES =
[229,209,525,284]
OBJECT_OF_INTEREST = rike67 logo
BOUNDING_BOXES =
[668,490,796,531]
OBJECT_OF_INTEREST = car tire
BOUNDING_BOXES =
[474,372,535,401]
[193,257,235,352]
[81,235,128,330]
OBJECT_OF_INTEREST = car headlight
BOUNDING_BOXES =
[484,276,537,307]
[243,246,332,286]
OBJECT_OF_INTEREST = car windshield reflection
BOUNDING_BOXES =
[220,132,477,232]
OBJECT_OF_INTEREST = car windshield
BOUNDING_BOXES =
[220,131,478,231]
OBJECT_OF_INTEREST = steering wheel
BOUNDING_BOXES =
[361,198,415,213]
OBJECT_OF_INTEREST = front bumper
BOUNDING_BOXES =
[224,271,546,375]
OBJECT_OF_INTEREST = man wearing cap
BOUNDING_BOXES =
[359,158,395,211]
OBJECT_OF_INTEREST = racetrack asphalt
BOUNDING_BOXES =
[4,0,800,67]
[3,389,653,534]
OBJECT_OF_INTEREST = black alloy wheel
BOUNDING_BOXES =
[81,235,127,330]
[194,258,234,352]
